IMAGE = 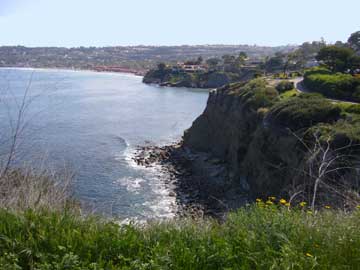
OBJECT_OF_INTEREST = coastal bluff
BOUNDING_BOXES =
[180,79,359,204]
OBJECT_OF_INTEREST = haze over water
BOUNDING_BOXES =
[0,68,208,219]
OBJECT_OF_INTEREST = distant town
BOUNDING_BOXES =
[0,45,296,75]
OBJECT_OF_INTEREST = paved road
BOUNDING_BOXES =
[290,77,359,105]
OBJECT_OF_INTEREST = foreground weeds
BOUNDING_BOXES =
[0,203,359,269]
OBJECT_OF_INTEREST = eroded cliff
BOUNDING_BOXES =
[182,79,358,202]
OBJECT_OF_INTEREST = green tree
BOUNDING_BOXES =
[206,58,221,70]
[236,52,247,67]
[297,40,326,61]
[349,55,360,74]
[348,31,360,53]
[282,52,300,76]
[157,62,166,71]
[316,46,355,73]
[222,54,236,65]
[264,53,284,73]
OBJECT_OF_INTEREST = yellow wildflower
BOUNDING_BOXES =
[266,200,274,205]
[279,199,287,205]
[285,202,291,207]
[324,205,331,209]
[268,196,276,201]
[305,253,313,258]
[299,202,307,207]
[356,205,360,209]
[256,198,262,203]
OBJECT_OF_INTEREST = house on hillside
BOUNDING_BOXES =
[173,62,207,73]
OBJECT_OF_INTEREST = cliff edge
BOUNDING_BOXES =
[181,79,360,206]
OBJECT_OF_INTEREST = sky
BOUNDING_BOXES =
[0,0,359,47]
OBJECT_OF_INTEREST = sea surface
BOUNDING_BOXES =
[0,68,208,220]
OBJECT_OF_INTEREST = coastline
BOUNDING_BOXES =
[133,142,249,219]
[0,66,146,77]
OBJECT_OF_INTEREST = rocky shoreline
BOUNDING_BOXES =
[133,142,249,219]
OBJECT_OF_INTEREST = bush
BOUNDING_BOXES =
[0,206,359,269]
[268,94,341,130]
[304,67,332,76]
[304,68,360,101]
[339,103,360,114]
[234,79,279,109]
[275,80,295,93]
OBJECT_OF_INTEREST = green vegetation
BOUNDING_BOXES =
[275,80,295,93]
[303,39,360,102]
[231,78,279,109]
[1,204,360,269]
[304,68,360,101]
[143,53,262,89]
[348,31,360,53]
[0,45,294,72]
[268,94,341,130]
[279,89,298,100]
[316,46,359,73]
[3,31,360,270]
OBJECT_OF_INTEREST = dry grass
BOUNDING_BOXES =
[0,166,75,212]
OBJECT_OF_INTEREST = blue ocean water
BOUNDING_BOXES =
[0,68,208,219]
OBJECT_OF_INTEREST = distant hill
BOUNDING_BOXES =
[0,45,297,72]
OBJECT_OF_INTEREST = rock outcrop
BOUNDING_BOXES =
[182,81,312,199]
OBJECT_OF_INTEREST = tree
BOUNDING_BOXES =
[297,40,326,62]
[222,54,239,73]
[238,51,248,60]
[282,52,300,76]
[157,62,166,71]
[222,54,236,65]
[289,130,360,210]
[236,52,247,67]
[348,31,360,53]
[206,58,221,70]
[196,56,203,65]
[316,46,355,73]
[264,53,284,73]
[349,55,360,74]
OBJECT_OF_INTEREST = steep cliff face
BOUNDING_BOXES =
[183,85,264,191]
[182,80,341,198]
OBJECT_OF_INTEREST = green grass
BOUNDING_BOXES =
[1,205,360,269]
[268,94,341,130]
[279,89,298,100]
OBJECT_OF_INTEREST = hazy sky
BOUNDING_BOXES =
[0,0,359,47]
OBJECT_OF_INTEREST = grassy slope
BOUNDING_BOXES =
[1,204,359,269]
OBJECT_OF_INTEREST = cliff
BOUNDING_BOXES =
[143,68,258,89]
[181,79,360,204]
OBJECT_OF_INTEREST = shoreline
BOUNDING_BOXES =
[143,80,215,91]
[0,66,146,78]
[133,142,249,219]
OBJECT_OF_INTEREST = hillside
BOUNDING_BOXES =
[0,45,295,72]
[179,79,360,209]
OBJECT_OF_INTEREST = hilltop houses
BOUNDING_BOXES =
[173,62,207,73]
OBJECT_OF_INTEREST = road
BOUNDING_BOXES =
[289,77,359,105]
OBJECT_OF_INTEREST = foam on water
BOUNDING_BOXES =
[119,144,177,220]
[0,68,208,220]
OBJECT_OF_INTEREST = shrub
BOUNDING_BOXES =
[304,66,332,76]
[268,94,341,130]
[234,79,279,109]
[304,68,360,101]
[339,103,360,114]
[275,80,295,93]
